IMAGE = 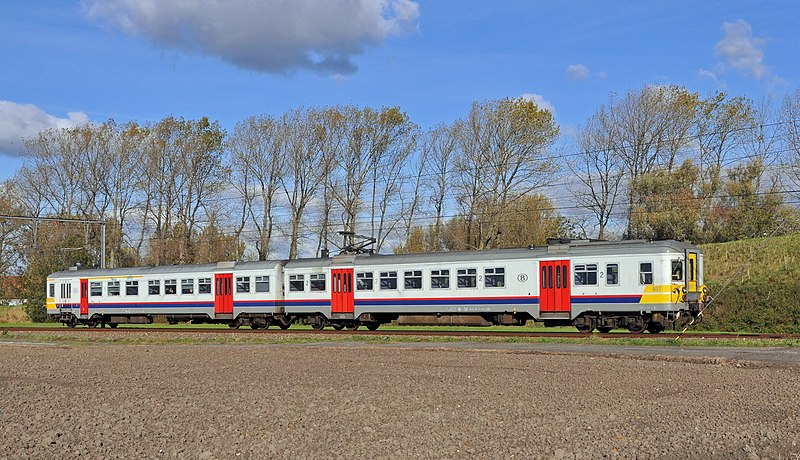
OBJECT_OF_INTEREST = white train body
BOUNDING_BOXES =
[46,239,705,333]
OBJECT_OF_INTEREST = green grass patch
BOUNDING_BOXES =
[700,234,800,333]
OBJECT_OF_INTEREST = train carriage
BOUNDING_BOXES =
[46,239,705,333]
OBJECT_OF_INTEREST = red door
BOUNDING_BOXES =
[79,278,89,316]
[331,269,354,314]
[214,273,233,314]
[539,260,571,313]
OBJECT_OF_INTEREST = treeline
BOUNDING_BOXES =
[3,86,800,279]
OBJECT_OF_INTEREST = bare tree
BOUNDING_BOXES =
[424,124,457,249]
[598,86,697,238]
[454,98,559,249]
[569,111,624,240]
[309,107,346,257]
[281,109,326,259]
[229,114,285,260]
[693,93,755,235]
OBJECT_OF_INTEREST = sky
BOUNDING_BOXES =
[1,0,798,183]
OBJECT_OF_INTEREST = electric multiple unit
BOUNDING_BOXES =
[46,239,705,333]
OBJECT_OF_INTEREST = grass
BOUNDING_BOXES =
[2,328,798,348]
[0,305,30,324]
[699,234,800,333]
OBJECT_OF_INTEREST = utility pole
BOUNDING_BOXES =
[0,215,107,269]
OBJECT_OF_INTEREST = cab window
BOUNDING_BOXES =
[671,260,683,281]
[639,263,653,285]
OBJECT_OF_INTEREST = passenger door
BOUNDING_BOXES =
[214,273,233,315]
[79,279,88,316]
[539,260,571,313]
[330,269,354,314]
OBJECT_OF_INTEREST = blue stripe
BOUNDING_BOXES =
[570,296,642,304]
[88,303,213,309]
[235,300,331,308]
[356,297,539,307]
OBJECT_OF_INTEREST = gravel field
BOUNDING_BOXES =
[1,341,799,459]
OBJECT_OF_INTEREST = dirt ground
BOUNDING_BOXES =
[1,341,798,459]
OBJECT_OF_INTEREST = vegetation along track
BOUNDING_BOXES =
[1,326,796,340]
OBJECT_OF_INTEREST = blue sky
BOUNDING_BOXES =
[1,0,797,181]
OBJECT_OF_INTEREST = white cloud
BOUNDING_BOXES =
[0,101,90,157]
[697,69,718,81]
[520,93,555,116]
[714,19,766,79]
[566,64,589,81]
[83,0,420,76]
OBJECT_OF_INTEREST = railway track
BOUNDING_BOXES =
[1,326,797,340]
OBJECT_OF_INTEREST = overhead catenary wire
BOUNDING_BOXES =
[6,114,800,257]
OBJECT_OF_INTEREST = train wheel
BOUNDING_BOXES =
[366,323,380,331]
[575,324,593,334]
[345,324,359,331]
[311,322,325,331]
[627,323,646,334]
[332,324,344,330]
[597,327,612,334]
[278,322,291,330]
[647,323,665,334]
[65,316,77,328]
[108,323,118,329]
[229,323,241,329]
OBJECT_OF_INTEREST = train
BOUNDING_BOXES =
[46,239,706,333]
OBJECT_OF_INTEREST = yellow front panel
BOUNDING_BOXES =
[639,284,676,304]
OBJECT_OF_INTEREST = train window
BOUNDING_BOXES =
[107,281,120,296]
[310,274,326,292]
[541,268,546,289]
[165,279,177,295]
[574,264,598,286]
[639,263,653,285]
[404,271,422,290]
[236,276,251,293]
[380,271,398,290]
[289,275,305,292]
[484,267,505,288]
[689,258,696,282]
[255,276,270,293]
[149,280,161,295]
[431,269,450,289]
[606,264,619,286]
[357,272,374,291]
[125,280,139,296]
[49,283,55,298]
[457,268,477,288]
[90,282,102,297]
[198,278,212,294]
[671,260,683,281]
[181,279,194,295]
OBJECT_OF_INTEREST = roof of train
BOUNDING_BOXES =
[48,239,699,278]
